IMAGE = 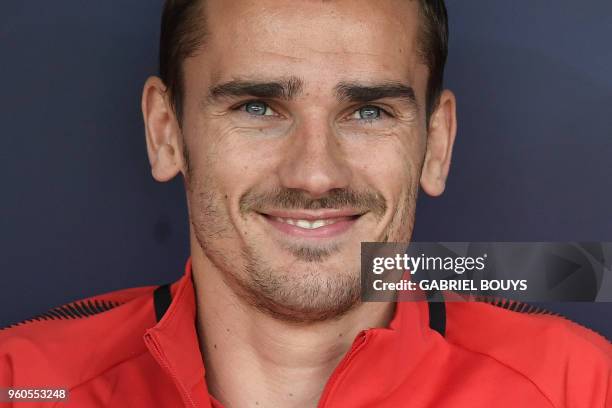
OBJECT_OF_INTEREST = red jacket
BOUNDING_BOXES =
[1,259,611,407]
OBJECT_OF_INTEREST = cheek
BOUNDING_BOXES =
[350,132,425,200]
[349,132,424,243]
[187,122,284,216]
[210,132,283,198]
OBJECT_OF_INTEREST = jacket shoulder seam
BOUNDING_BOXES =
[1,298,125,331]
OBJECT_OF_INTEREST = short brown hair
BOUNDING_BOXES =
[159,0,448,122]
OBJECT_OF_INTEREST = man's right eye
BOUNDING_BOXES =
[239,101,276,116]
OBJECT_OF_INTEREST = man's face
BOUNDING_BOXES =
[178,0,431,322]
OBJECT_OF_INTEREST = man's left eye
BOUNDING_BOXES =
[351,105,383,120]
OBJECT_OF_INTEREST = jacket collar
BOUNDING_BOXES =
[144,258,212,407]
[144,258,445,407]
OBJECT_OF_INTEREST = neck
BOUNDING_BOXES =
[191,249,395,408]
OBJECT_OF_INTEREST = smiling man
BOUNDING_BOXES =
[1,0,611,407]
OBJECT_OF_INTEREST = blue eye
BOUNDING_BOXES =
[353,105,382,120]
[244,101,271,116]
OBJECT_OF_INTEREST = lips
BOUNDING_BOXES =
[271,216,351,230]
[259,210,363,238]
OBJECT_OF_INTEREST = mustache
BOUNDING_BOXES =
[240,188,387,218]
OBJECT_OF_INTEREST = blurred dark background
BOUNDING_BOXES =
[1,1,611,335]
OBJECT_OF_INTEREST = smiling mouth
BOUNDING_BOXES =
[258,211,364,238]
[272,216,355,229]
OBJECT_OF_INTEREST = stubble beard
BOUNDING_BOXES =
[187,175,417,324]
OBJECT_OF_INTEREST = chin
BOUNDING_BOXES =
[237,246,362,323]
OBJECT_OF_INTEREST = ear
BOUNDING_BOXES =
[420,89,457,196]
[141,76,184,182]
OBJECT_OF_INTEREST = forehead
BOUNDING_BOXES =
[187,0,424,91]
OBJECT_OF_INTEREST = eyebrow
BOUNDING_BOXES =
[208,77,304,101]
[334,82,418,108]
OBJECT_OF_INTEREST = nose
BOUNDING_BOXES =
[277,117,352,198]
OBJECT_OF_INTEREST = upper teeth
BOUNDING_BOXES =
[275,217,339,229]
